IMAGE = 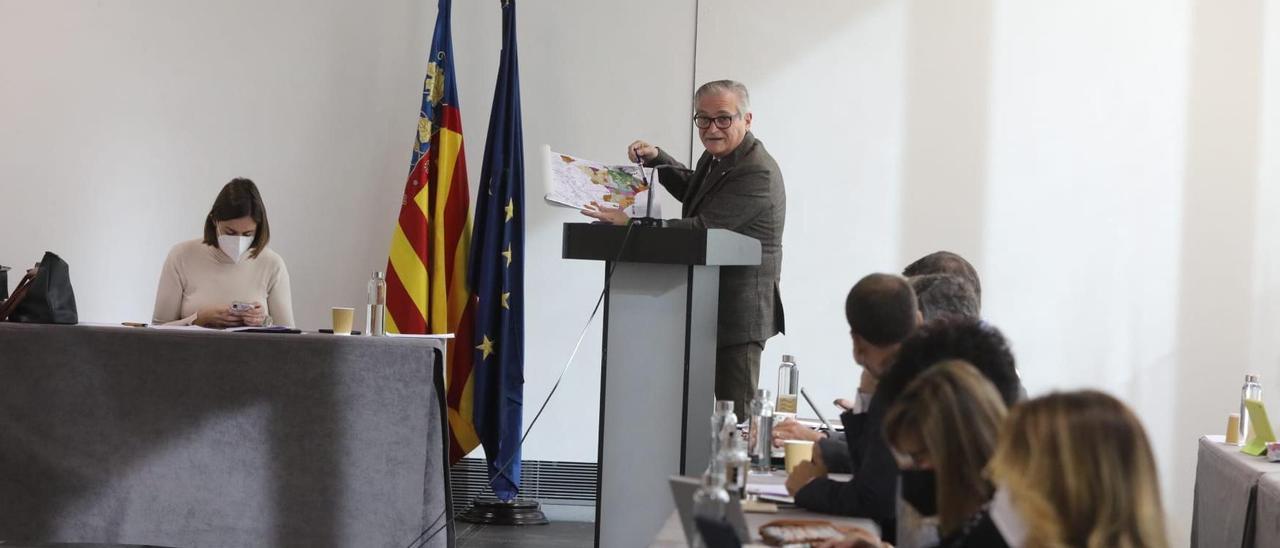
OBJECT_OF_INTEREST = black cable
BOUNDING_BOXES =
[406,218,642,547]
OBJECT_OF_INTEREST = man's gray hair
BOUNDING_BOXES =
[694,80,751,114]
[910,274,980,322]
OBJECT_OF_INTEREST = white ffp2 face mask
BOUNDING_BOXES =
[217,234,254,263]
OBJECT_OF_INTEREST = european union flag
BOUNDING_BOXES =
[469,0,524,502]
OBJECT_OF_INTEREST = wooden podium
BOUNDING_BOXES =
[562,222,762,547]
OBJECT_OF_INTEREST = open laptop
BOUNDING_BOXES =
[669,475,751,545]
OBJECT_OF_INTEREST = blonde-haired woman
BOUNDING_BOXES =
[887,360,1009,547]
[818,360,1009,548]
[987,390,1169,548]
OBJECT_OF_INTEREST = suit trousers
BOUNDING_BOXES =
[716,340,766,420]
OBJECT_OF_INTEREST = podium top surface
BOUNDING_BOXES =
[562,223,762,266]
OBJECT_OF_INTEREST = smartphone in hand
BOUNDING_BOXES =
[231,301,254,314]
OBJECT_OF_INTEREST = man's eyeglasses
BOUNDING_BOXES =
[693,113,740,129]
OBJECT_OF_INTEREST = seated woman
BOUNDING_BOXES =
[828,387,1170,548]
[152,178,294,328]
[888,359,1009,547]
[986,390,1168,548]
[818,360,1007,548]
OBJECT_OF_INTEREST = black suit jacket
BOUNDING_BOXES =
[793,393,899,541]
[648,132,786,346]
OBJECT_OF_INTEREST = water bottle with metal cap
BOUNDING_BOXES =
[748,389,774,472]
[1241,374,1263,444]
[776,354,799,418]
[367,271,387,336]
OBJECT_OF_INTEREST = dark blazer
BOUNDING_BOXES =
[793,394,899,542]
[649,132,786,346]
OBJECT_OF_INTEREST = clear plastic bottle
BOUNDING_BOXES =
[706,403,731,468]
[691,406,733,548]
[711,400,736,454]
[721,420,749,499]
[776,354,799,417]
[748,389,774,472]
[690,461,731,548]
[1241,374,1263,444]
[367,271,387,336]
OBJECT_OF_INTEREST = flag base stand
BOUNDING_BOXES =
[457,498,549,526]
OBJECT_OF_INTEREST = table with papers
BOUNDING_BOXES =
[651,471,874,547]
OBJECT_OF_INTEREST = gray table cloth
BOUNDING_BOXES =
[1192,436,1280,548]
[0,323,452,548]
[1253,473,1280,548]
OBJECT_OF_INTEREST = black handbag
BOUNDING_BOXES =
[0,252,78,324]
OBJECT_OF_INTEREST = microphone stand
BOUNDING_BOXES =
[632,161,662,227]
[630,162,694,227]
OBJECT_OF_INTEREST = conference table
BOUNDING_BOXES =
[1192,435,1280,548]
[0,322,452,548]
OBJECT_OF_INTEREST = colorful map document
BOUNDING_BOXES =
[542,146,657,216]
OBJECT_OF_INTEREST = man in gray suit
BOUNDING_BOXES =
[582,79,786,417]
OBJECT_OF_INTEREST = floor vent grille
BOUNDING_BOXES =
[450,458,598,512]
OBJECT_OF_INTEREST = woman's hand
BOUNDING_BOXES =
[194,306,243,328]
[237,301,267,326]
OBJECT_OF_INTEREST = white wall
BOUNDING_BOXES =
[0,0,693,466]
[695,0,1277,543]
[3,0,1278,542]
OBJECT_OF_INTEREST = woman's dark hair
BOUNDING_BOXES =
[202,178,270,258]
[877,316,1021,407]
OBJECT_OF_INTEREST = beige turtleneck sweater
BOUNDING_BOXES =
[152,239,295,327]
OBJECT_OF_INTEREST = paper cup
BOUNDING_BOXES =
[332,307,355,335]
[784,440,815,474]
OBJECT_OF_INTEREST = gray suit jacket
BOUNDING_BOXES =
[649,132,786,346]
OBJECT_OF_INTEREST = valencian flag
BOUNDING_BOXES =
[469,0,525,501]
[385,0,479,462]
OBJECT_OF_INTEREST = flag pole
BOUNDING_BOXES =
[455,0,547,528]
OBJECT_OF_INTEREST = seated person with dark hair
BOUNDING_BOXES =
[773,270,980,473]
[876,317,1022,410]
[789,314,1023,542]
[784,273,920,539]
[910,273,980,321]
[902,250,982,305]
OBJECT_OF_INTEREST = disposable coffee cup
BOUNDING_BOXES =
[332,307,355,335]
[784,440,815,474]
[1227,413,1242,445]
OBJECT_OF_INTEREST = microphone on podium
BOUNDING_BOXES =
[633,163,694,227]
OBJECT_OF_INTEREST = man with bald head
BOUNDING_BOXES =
[785,273,920,539]
[582,80,786,416]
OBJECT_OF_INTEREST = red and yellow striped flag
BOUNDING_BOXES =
[385,0,478,463]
